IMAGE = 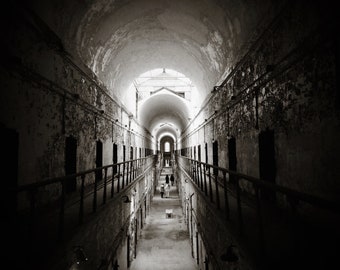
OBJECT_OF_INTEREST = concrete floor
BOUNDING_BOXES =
[130,167,198,270]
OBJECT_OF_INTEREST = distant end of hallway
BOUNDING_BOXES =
[130,167,198,270]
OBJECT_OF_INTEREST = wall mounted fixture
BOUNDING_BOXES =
[122,195,131,203]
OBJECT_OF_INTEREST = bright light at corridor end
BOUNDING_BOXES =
[126,68,201,116]
[157,131,177,142]
[127,68,201,134]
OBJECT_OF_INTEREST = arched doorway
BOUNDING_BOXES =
[160,136,174,167]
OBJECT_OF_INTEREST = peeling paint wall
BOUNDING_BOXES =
[179,2,339,269]
[0,5,154,199]
[46,169,154,270]
[181,1,340,202]
[1,7,156,265]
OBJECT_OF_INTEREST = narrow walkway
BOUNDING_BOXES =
[130,166,198,270]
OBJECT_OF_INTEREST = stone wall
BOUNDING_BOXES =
[47,171,154,270]
[177,166,253,270]
[181,1,340,202]
[178,2,340,269]
[0,6,153,199]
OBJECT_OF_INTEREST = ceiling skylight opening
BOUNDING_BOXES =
[157,132,177,142]
[129,68,200,119]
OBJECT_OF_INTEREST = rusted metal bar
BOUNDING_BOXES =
[103,167,108,205]
[208,166,213,203]
[111,167,115,198]
[204,164,208,196]
[235,177,243,235]
[79,174,85,225]
[215,172,220,210]
[199,163,203,191]
[93,172,98,213]
[117,164,121,192]
[223,172,230,220]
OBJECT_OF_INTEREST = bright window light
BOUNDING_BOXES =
[165,142,170,152]
[129,68,200,118]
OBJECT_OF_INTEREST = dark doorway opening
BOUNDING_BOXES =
[205,256,209,270]
[212,140,218,175]
[0,125,18,217]
[205,143,208,163]
[228,137,237,184]
[130,146,133,160]
[127,235,131,267]
[259,129,276,202]
[96,140,103,181]
[65,136,77,193]
[113,143,118,175]
[198,145,201,161]
[123,145,126,180]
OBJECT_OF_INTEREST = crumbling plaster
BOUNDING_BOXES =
[26,0,274,137]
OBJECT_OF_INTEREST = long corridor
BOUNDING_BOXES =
[130,167,198,270]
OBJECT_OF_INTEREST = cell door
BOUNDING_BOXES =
[96,140,103,181]
[212,140,218,175]
[127,235,130,267]
[198,145,201,161]
[259,129,276,202]
[113,143,118,174]
[65,136,77,193]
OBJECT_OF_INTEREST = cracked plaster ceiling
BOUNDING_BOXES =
[29,0,272,138]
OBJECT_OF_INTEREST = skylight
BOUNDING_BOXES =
[133,68,196,103]
[127,68,201,136]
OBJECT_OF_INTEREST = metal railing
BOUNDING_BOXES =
[12,155,156,245]
[177,155,340,267]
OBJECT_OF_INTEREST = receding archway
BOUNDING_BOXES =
[160,136,174,167]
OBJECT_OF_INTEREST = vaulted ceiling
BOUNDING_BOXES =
[28,0,274,139]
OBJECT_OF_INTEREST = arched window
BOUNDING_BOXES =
[164,142,170,152]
